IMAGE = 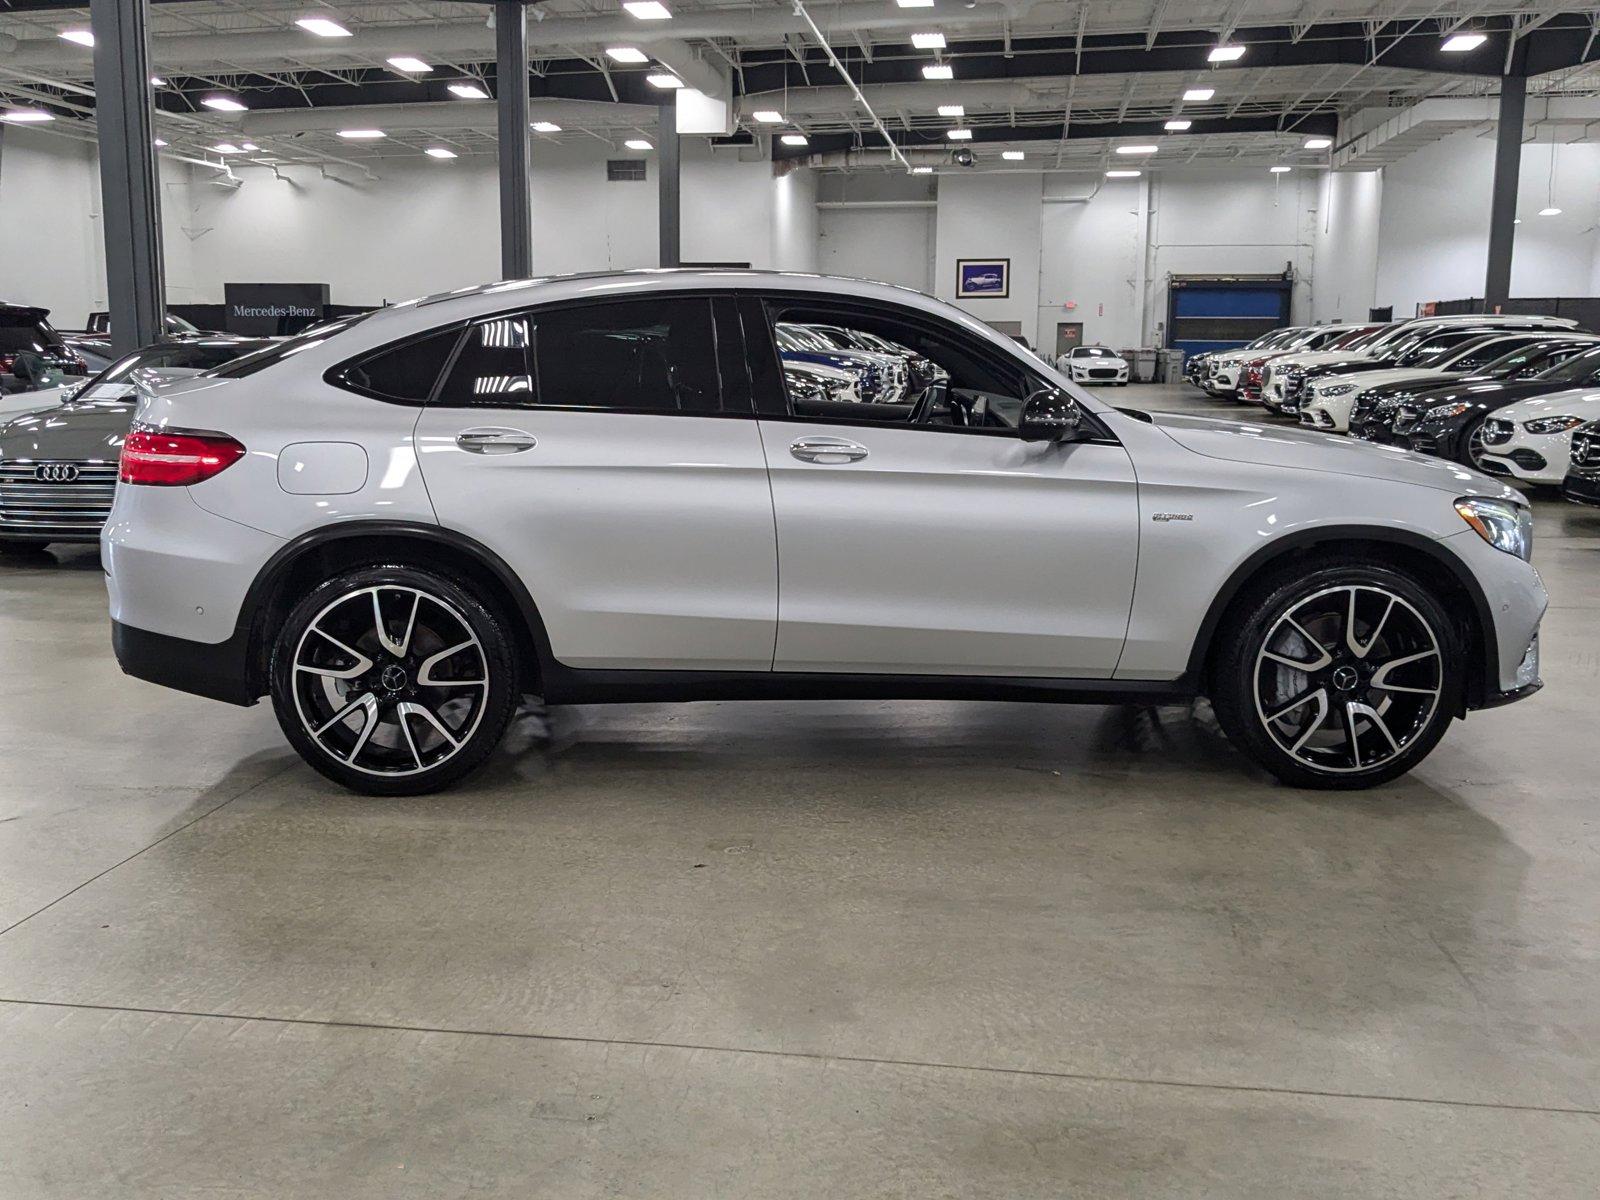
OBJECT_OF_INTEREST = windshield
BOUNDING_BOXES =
[1073,347,1117,358]
[209,314,372,379]
[1535,344,1600,383]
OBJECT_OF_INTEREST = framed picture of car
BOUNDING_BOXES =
[956,259,1010,300]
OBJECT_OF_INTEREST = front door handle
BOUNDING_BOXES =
[455,427,537,455]
[789,436,869,464]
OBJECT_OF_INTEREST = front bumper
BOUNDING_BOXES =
[1478,432,1567,485]
[1563,470,1600,507]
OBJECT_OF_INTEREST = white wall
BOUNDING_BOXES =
[1039,174,1142,352]
[1376,130,1600,316]
[0,126,103,327]
[1311,169,1381,323]
[771,166,819,272]
[934,171,1044,340]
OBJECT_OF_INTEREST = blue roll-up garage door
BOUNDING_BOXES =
[1168,275,1292,359]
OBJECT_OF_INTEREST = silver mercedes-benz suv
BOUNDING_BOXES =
[103,272,1546,795]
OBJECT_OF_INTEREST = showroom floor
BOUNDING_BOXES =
[2,383,1597,1197]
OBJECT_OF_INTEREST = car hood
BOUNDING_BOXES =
[1070,356,1127,367]
[0,398,135,461]
[1402,377,1566,413]
[1493,387,1600,423]
[1316,367,1443,394]
[1145,410,1520,499]
[1269,349,1380,372]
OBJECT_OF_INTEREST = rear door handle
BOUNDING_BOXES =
[789,436,869,464]
[455,427,537,455]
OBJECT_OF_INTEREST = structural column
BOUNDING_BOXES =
[90,0,164,354]
[496,0,532,279]
[658,102,681,268]
[1484,74,1526,313]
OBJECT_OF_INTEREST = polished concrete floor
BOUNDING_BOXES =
[2,382,1598,1197]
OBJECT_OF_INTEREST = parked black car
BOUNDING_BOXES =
[1,303,88,394]
[1348,336,1600,443]
[1396,343,1600,468]
[1563,420,1600,506]
[0,336,268,551]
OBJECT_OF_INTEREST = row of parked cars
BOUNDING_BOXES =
[1184,314,1600,508]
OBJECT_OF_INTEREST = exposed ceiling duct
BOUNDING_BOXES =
[1333,95,1600,170]
[238,99,656,138]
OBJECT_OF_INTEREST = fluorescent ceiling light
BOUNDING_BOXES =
[212,143,242,154]
[150,76,167,87]
[1116,144,1157,154]
[153,138,168,146]
[1106,169,1142,178]
[911,165,934,174]
[1539,206,1562,216]
[531,121,562,133]
[1164,119,1192,131]
[623,1,672,19]
[201,95,247,111]
[59,29,94,47]
[425,147,457,159]
[295,17,352,38]
[338,129,386,139]
[647,73,684,89]
[922,63,954,80]
[387,56,432,74]
[751,110,784,123]
[1002,150,1024,161]
[1270,165,1292,173]
[1182,87,1215,101]
[1208,44,1246,62]
[947,127,972,140]
[241,142,260,151]
[605,46,649,63]
[625,138,653,150]
[897,0,936,7]
[447,83,489,99]
[1303,137,1332,149]
[912,32,946,50]
[1442,32,1487,52]
[1,109,55,123]
[937,103,965,117]
[780,133,809,146]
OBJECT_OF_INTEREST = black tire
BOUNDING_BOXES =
[1210,560,1462,790]
[1456,415,1490,470]
[270,563,521,796]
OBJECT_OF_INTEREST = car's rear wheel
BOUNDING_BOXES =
[1211,562,1462,789]
[270,564,520,795]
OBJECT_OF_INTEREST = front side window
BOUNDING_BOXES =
[433,297,725,414]
[763,299,1064,436]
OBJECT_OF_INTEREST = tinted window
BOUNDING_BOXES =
[0,319,55,353]
[334,327,462,403]
[435,297,724,413]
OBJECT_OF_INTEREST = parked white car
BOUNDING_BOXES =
[104,271,1545,796]
[1297,332,1573,433]
[1476,387,1600,485]
[1057,345,1129,385]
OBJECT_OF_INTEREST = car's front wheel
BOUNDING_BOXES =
[270,564,520,795]
[1211,563,1462,789]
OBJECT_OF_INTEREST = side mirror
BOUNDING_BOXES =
[1019,388,1084,443]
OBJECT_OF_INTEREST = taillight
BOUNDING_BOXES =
[119,425,246,486]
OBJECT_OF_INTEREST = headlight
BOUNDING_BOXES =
[1319,383,1355,397]
[1454,496,1533,561]
[1425,401,1471,421]
[1523,415,1584,434]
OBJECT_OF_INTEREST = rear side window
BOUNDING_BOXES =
[332,327,463,403]
[433,297,725,413]
[0,320,55,353]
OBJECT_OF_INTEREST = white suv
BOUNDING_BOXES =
[104,272,1547,795]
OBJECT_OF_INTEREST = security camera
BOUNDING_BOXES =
[953,147,975,167]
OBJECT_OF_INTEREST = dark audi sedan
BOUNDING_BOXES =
[0,336,267,551]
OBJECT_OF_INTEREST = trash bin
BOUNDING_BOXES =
[1134,348,1158,383]
[1159,348,1185,383]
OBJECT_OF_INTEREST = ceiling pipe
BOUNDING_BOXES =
[238,99,657,137]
